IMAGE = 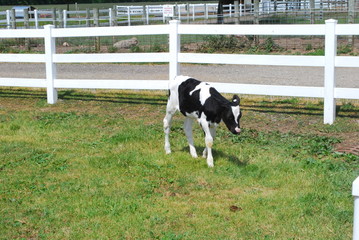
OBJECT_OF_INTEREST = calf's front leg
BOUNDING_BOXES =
[203,125,216,159]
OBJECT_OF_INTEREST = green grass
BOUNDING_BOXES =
[0,88,358,239]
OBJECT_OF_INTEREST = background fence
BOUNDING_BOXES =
[0,1,358,29]
[0,20,358,125]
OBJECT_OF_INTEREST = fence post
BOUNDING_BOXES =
[205,3,208,21]
[163,6,166,23]
[109,8,117,26]
[58,9,63,28]
[348,0,355,45]
[111,7,117,26]
[10,9,16,29]
[63,10,67,28]
[23,9,29,29]
[34,9,39,29]
[93,8,99,27]
[169,20,180,81]
[254,0,259,24]
[178,5,181,21]
[353,177,359,240]
[142,5,146,25]
[6,10,10,29]
[127,6,131,26]
[186,3,190,24]
[109,8,113,26]
[23,9,30,51]
[324,19,337,124]
[44,25,58,104]
[310,0,315,24]
[234,1,239,24]
[86,8,91,27]
[52,8,57,27]
[146,5,149,25]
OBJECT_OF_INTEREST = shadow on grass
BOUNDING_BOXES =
[180,146,248,167]
[58,90,168,106]
[0,88,358,118]
[0,88,167,106]
[241,103,359,118]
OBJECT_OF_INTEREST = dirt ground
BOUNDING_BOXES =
[1,62,359,88]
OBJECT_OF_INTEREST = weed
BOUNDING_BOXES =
[338,153,359,163]
[305,44,313,51]
[107,46,118,53]
[273,97,300,105]
[305,48,325,56]
[29,152,55,166]
[260,37,283,53]
[149,43,167,52]
[9,124,20,131]
[65,47,97,54]
[36,112,79,126]
[338,44,353,55]
[341,102,356,111]
[130,45,142,52]
[304,135,340,156]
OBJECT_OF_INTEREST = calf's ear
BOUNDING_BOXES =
[232,95,240,105]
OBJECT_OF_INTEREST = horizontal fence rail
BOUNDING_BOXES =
[0,20,359,126]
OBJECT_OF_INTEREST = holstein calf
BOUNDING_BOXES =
[163,76,242,167]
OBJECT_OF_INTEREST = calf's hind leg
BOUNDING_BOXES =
[163,109,175,155]
[184,117,198,158]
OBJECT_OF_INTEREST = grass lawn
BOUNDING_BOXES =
[0,88,358,239]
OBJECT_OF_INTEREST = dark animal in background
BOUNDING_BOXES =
[217,0,235,24]
[163,76,242,167]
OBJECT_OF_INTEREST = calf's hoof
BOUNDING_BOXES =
[190,151,198,158]
[207,158,214,168]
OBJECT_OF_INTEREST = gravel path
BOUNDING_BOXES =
[1,63,358,88]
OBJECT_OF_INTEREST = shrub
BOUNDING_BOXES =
[199,35,242,53]
[259,37,283,53]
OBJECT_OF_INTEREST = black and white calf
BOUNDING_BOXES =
[163,76,242,167]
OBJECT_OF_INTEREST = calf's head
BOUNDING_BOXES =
[222,95,242,135]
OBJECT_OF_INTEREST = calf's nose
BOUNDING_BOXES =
[235,127,241,134]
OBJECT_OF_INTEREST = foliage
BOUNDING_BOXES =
[198,35,285,54]
[64,47,97,53]
[258,37,283,53]
[199,35,243,53]
[305,48,325,56]
[338,44,353,55]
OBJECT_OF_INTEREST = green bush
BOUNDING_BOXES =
[199,35,242,53]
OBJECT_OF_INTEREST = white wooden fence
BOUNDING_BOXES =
[0,1,352,29]
[0,20,359,125]
[116,3,219,25]
[0,4,221,28]
[0,8,116,29]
